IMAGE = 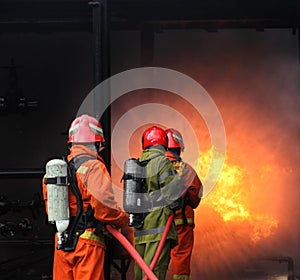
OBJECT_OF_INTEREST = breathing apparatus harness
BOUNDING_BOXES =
[122,153,180,229]
[122,157,154,229]
[45,153,104,252]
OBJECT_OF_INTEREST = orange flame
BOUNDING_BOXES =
[196,148,278,242]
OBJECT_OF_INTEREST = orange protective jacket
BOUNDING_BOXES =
[42,145,128,280]
[165,151,202,227]
[166,150,203,278]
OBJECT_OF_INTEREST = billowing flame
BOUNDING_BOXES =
[196,148,278,242]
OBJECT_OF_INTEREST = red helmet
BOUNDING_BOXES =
[68,114,105,144]
[165,128,184,151]
[142,126,168,149]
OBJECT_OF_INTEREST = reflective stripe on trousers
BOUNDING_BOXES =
[173,274,189,280]
[174,218,194,226]
[80,229,104,244]
[134,226,165,237]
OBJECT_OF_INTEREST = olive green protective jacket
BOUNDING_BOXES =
[134,147,181,246]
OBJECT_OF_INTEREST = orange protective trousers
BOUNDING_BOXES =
[53,235,105,280]
[170,224,194,277]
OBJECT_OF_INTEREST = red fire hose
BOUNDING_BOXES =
[105,225,158,280]
[143,213,175,280]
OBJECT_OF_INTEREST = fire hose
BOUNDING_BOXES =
[105,224,158,280]
[106,213,174,280]
[142,213,175,280]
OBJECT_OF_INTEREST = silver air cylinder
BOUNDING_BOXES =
[123,158,145,214]
[45,159,69,243]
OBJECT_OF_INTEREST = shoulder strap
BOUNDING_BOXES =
[66,154,98,235]
[69,153,98,168]
[67,154,97,204]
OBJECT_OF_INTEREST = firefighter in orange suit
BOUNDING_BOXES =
[42,114,129,280]
[165,128,203,280]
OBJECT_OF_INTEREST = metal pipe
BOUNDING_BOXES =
[0,169,44,179]
[89,4,113,279]
[100,0,111,174]
[89,0,111,174]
